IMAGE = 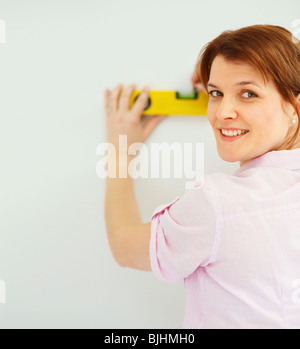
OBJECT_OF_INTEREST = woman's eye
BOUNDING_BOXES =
[209,90,223,97]
[241,91,257,98]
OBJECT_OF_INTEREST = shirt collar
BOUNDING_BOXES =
[234,148,300,176]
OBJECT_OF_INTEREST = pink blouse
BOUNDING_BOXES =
[150,149,300,329]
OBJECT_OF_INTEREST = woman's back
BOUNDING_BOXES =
[151,149,300,328]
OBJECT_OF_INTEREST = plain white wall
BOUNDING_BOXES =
[0,0,299,328]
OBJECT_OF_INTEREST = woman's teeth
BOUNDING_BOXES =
[221,129,249,137]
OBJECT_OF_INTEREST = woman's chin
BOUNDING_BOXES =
[217,149,243,163]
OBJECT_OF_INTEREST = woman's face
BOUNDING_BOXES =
[207,55,299,166]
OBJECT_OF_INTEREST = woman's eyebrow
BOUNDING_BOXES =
[235,80,261,88]
[207,82,218,89]
[207,81,262,89]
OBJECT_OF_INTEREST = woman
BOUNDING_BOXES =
[104,25,300,329]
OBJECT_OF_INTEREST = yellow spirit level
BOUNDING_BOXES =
[129,89,208,116]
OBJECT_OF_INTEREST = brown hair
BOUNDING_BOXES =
[196,25,300,147]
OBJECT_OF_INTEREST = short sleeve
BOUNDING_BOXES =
[150,176,217,282]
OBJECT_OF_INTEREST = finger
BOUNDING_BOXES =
[109,84,123,110]
[105,89,114,116]
[119,84,136,112]
[191,69,199,88]
[195,83,206,92]
[131,88,150,119]
[104,88,110,108]
[142,115,165,140]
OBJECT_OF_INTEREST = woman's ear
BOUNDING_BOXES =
[287,94,300,125]
[291,94,300,129]
[295,93,300,116]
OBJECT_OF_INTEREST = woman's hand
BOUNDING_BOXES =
[104,84,164,158]
[191,67,206,92]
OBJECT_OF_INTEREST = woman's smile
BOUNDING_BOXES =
[219,128,249,142]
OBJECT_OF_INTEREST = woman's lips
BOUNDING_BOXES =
[219,129,249,142]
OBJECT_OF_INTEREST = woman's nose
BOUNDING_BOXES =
[216,97,238,120]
